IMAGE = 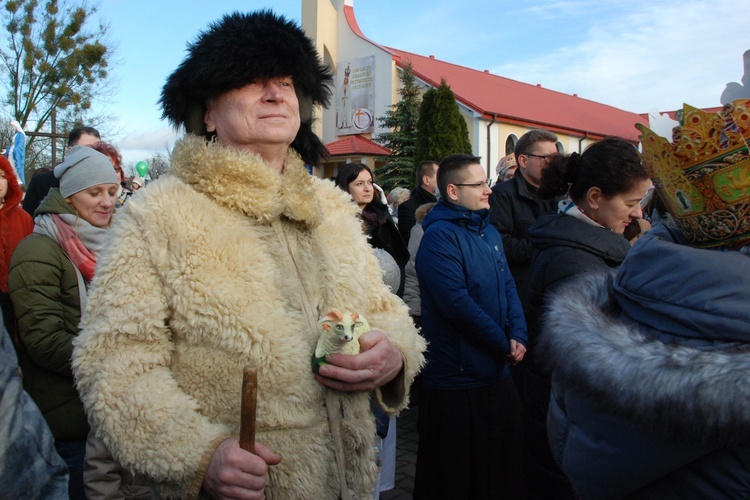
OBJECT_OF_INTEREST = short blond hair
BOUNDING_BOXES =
[389,187,411,206]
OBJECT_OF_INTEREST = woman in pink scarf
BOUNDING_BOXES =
[8,146,119,500]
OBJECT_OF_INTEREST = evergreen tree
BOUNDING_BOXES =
[414,79,472,168]
[374,63,421,190]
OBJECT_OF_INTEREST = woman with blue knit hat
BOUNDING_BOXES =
[8,145,119,499]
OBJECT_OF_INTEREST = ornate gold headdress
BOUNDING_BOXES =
[637,99,750,248]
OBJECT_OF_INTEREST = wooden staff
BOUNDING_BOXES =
[239,365,257,453]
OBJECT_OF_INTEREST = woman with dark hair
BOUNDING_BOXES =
[523,137,652,499]
[542,104,750,499]
[334,162,410,495]
[335,163,409,297]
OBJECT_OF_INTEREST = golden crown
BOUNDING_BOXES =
[636,98,750,249]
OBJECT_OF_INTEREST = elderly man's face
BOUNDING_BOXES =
[204,76,300,153]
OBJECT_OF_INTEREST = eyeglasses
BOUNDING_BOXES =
[453,181,490,189]
[524,153,555,162]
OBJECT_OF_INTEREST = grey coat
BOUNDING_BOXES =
[0,311,68,497]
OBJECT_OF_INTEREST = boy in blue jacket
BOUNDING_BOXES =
[414,153,527,499]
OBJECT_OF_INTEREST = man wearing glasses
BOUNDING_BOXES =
[490,129,559,318]
[414,153,527,499]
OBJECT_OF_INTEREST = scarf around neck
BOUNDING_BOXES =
[558,198,606,229]
[34,213,109,283]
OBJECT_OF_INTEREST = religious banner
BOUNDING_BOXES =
[336,56,375,135]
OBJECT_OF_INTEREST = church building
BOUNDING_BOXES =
[302,0,648,180]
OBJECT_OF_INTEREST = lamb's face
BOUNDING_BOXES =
[333,321,355,342]
[319,311,369,347]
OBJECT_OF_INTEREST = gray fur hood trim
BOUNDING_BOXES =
[540,270,750,447]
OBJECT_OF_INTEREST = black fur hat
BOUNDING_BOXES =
[160,10,333,165]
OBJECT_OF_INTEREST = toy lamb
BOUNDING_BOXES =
[312,311,370,373]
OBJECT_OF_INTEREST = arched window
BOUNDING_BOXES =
[556,141,564,153]
[505,135,517,155]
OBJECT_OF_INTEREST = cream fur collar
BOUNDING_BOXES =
[169,135,322,227]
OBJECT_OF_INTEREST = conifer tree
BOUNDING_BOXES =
[414,79,472,167]
[374,63,421,190]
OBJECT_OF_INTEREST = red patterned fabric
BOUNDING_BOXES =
[52,214,97,283]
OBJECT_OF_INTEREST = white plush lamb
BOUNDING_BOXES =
[312,310,372,500]
[312,311,370,372]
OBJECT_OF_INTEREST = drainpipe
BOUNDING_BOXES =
[578,131,589,153]
[486,113,497,180]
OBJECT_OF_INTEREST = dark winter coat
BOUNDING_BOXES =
[9,189,89,441]
[22,169,59,217]
[367,212,409,298]
[543,224,750,499]
[528,212,631,366]
[397,186,437,246]
[524,212,631,498]
[416,200,527,390]
[489,171,557,311]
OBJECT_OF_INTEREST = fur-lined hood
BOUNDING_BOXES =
[541,268,750,447]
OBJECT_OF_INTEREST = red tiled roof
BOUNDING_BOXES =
[388,48,647,142]
[326,134,390,156]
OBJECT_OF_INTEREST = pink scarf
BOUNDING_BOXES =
[52,214,98,282]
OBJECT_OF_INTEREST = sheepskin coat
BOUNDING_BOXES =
[542,225,750,499]
[72,135,426,499]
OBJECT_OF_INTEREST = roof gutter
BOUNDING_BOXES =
[486,113,497,179]
[579,131,589,153]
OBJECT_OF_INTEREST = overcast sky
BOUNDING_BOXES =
[92,0,750,166]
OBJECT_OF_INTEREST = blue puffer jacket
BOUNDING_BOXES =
[542,224,750,499]
[416,200,527,390]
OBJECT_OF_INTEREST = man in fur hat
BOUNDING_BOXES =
[72,10,425,499]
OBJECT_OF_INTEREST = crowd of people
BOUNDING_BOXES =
[2,8,749,500]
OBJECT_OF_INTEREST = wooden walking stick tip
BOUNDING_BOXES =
[240,365,258,453]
